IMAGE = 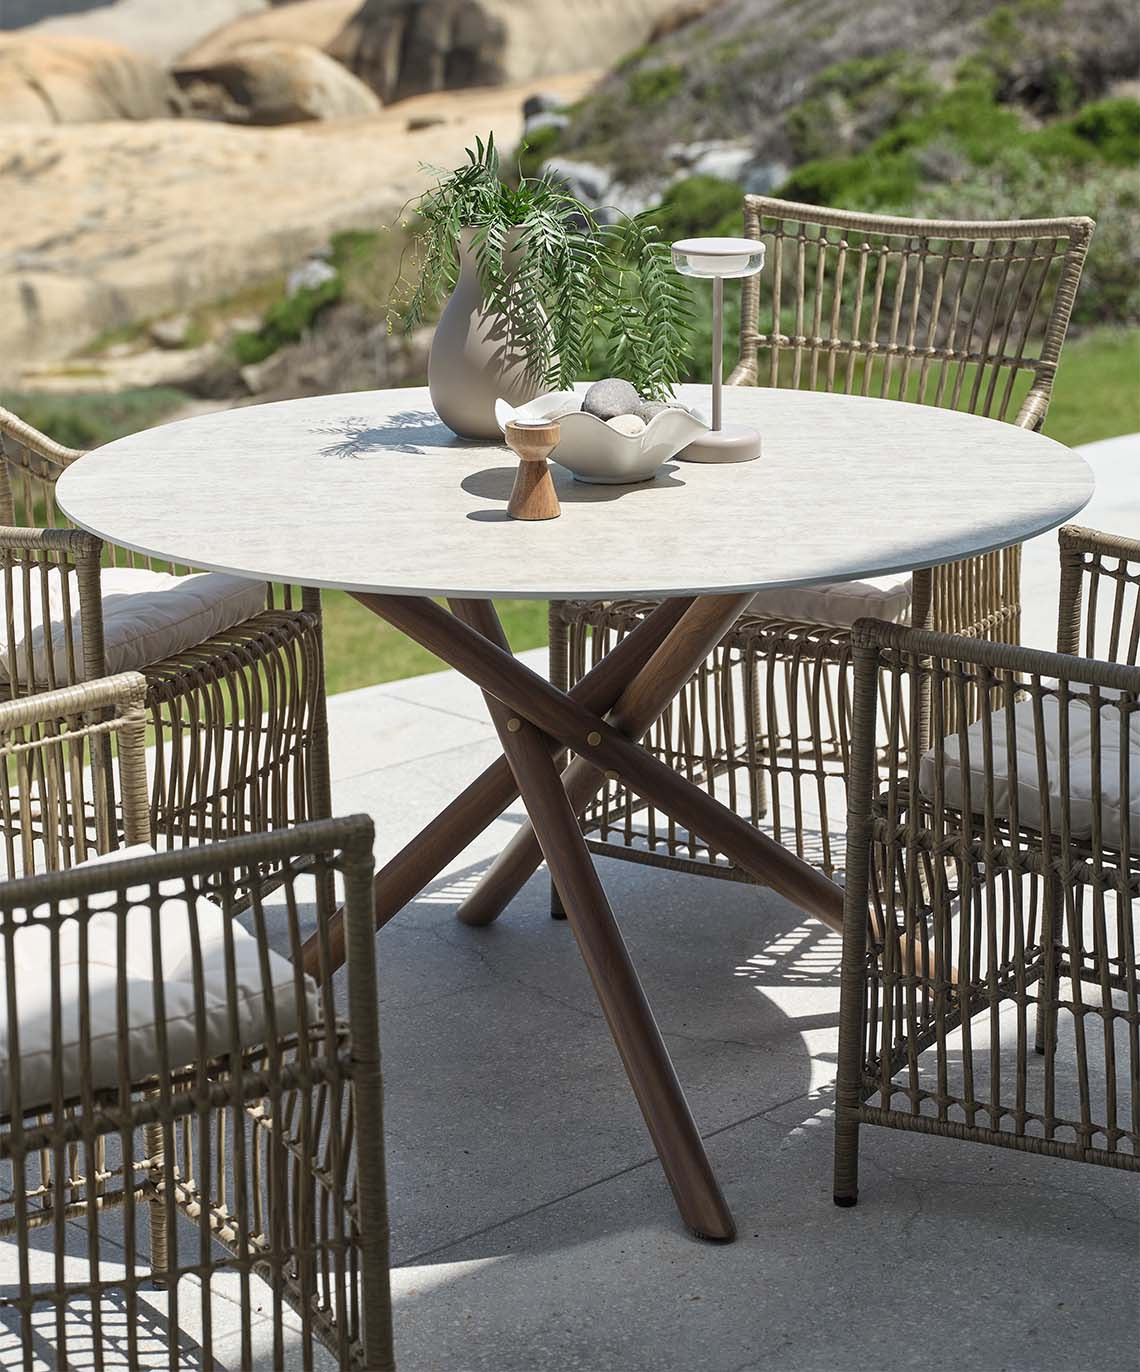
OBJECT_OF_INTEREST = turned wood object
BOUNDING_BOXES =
[505,419,561,520]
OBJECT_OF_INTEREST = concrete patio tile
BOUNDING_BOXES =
[326,689,495,783]
[0,1226,303,1370]
[362,646,549,725]
[387,1103,1137,1372]
[373,855,839,1264]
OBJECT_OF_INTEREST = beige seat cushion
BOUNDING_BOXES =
[919,692,1140,851]
[0,567,267,685]
[749,573,912,629]
[0,844,315,1115]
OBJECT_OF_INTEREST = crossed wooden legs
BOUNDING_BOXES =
[302,594,845,1241]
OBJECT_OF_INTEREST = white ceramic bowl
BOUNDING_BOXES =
[494,391,709,484]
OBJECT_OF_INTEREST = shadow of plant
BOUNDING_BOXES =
[311,410,458,457]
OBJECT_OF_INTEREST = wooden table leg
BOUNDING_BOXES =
[452,599,735,1242]
[300,598,691,975]
[356,593,844,932]
[458,594,753,926]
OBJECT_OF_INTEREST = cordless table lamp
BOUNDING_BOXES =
[672,236,766,462]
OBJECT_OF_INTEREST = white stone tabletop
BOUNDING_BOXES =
[56,385,1093,600]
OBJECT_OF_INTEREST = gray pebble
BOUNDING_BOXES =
[635,401,668,423]
[582,377,641,421]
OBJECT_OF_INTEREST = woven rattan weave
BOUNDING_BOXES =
[0,674,393,1367]
[0,407,331,873]
[834,527,1139,1200]
[551,198,1093,885]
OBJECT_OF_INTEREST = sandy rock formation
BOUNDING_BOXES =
[181,0,361,66]
[175,39,381,123]
[15,0,271,67]
[0,34,181,123]
[0,68,596,375]
[329,0,681,102]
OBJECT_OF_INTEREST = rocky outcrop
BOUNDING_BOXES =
[16,0,270,66]
[181,0,361,67]
[174,39,381,123]
[0,34,181,123]
[0,67,595,375]
[329,0,681,102]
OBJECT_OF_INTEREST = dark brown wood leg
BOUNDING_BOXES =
[356,592,845,933]
[452,600,735,1242]
[301,596,692,975]
[458,594,754,926]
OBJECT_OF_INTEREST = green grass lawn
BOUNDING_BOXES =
[320,593,550,696]
[1041,327,1140,448]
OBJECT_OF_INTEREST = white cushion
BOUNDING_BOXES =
[0,843,316,1115]
[0,567,268,685]
[919,692,1140,851]
[749,573,912,628]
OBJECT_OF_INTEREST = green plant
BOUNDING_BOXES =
[0,388,189,450]
[627,63,683,108]
[232,275,343,366]
[647,175,744,242]
[396,134,692,399]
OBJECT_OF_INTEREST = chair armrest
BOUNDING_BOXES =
[0,524,102,560]
[0,407,86,467]
[0,671,147,733]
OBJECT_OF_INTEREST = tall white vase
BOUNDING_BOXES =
[428,228,548,440]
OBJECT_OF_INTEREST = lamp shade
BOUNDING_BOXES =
[671,237,765,279]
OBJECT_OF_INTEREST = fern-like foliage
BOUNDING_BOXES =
[396,134,692,396]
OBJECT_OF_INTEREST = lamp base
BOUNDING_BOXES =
[676,425,761,464]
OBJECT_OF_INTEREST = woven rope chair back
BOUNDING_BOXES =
[736,198,1093,430]
[1059,525,1140,665]
[0,409,172,571]
[840,618,1139,1177]
[0,672,150,878]
[0,816,394,1369]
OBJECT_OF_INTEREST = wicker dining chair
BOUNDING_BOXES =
[0,673,394,1368]
[0,406,331,871]
[550,199,1094,889]
[834,525,1140,1203]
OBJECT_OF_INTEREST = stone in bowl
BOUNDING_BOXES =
[495,390,709,484]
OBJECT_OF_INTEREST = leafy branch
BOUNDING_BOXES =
[395,134,691,397]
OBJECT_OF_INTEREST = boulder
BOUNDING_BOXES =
[0,35,182,124]
[174,39,381,124]
[19,0,271,67]
[329,0,684,102]
[180,0,362,66]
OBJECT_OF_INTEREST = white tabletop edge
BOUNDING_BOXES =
[58,480,1094,600]
[55,385,1096,601]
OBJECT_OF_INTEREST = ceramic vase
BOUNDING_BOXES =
[428,227,549,440]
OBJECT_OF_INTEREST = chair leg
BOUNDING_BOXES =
[144,1118,169,1281]
[1035,877,1064,1056]
[746,652,770,822]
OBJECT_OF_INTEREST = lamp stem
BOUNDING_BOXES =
[711,274,723,432]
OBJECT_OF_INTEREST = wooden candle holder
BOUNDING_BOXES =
[505,419,561,521]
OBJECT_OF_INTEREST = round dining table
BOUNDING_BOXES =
[57,383,1094,1244]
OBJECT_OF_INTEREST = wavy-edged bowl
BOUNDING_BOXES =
[494,391,709,484]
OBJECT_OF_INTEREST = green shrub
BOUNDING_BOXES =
[0,388,188,450]
[777,150,922,209]
[647,175,744,242]
[899,152,1140,327]
[231,275,343,366]
[1067,97,1140,166]
[627,64,683,108]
